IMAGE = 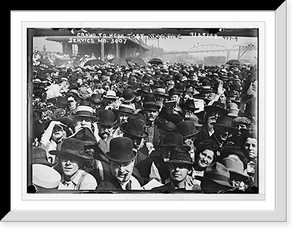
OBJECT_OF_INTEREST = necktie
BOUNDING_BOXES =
[125,180,132,190]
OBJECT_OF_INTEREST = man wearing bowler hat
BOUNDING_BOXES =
[120,116,148,166]
[96,137,143,191]
[97,109,118,154]
[176,120,200,162]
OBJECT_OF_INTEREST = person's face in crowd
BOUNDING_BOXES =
[90,103,101,110]
[84,147,95,159]
[156,95,165,103]
[99,124,114,139]
[231,179,248,191]
[51,124,67,142]
[61,80,70,89]
[74,116,93,133]
[159,146,173,161]
[110,159,135,183]
[219,93,227,104]
[234,123,249,138]
[170,94,180,103]
[167,81,174,90]
[135,95,142,102]
[145,110,159,123]
[104,84,110,91]
[118,113,130,125]
[229,90,239,102]
[168,163,191,184]
[196,149,214,170]
[68,97,77,110]
[184,137,196,160]
[214,126,233,142]
[60,156,82,179]
[244,137,257,159]
[142,81,150,87]
[252,81,257,92]
[123,134,145,150]
[184,110,194,118]
[105,98,115,105]
[206,111,221,129]
[202,92,212,102]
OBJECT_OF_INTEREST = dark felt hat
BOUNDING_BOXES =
[180,98,199,112]
[204,101,228,116]
[106,137,137,163]
[167,146,193,165]
[158,132,183,148]
[49,138,93,160]
[71,127,97,146]
[176,121,200,139]
[143,94,161,111]
[214,116,235,130]
[98,109,117,126]
[88,93,102,104]
[136,86,152,96]
[168,87,180,96]
[196,162,234,189]
[159,106,182,125]
[122,88,136,102]
[221,155,249,181]
[121,118,148,138]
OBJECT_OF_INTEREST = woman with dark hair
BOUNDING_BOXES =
[191,142,218,186]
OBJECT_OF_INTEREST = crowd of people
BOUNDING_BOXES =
[29,52,258,194]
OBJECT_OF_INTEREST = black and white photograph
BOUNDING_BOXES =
[27,27,259,194]
[5,5,290,224]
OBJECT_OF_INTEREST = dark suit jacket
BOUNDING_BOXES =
[96,176,122,191]
[151,182,187,193]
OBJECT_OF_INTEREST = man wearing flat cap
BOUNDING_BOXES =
[96,137,143,191]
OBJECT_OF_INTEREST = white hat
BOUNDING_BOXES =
[103,90,117,99]
[32,164,61,189]
[227,102,239,117]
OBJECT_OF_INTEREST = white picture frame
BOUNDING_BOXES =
[5,2,287,222]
